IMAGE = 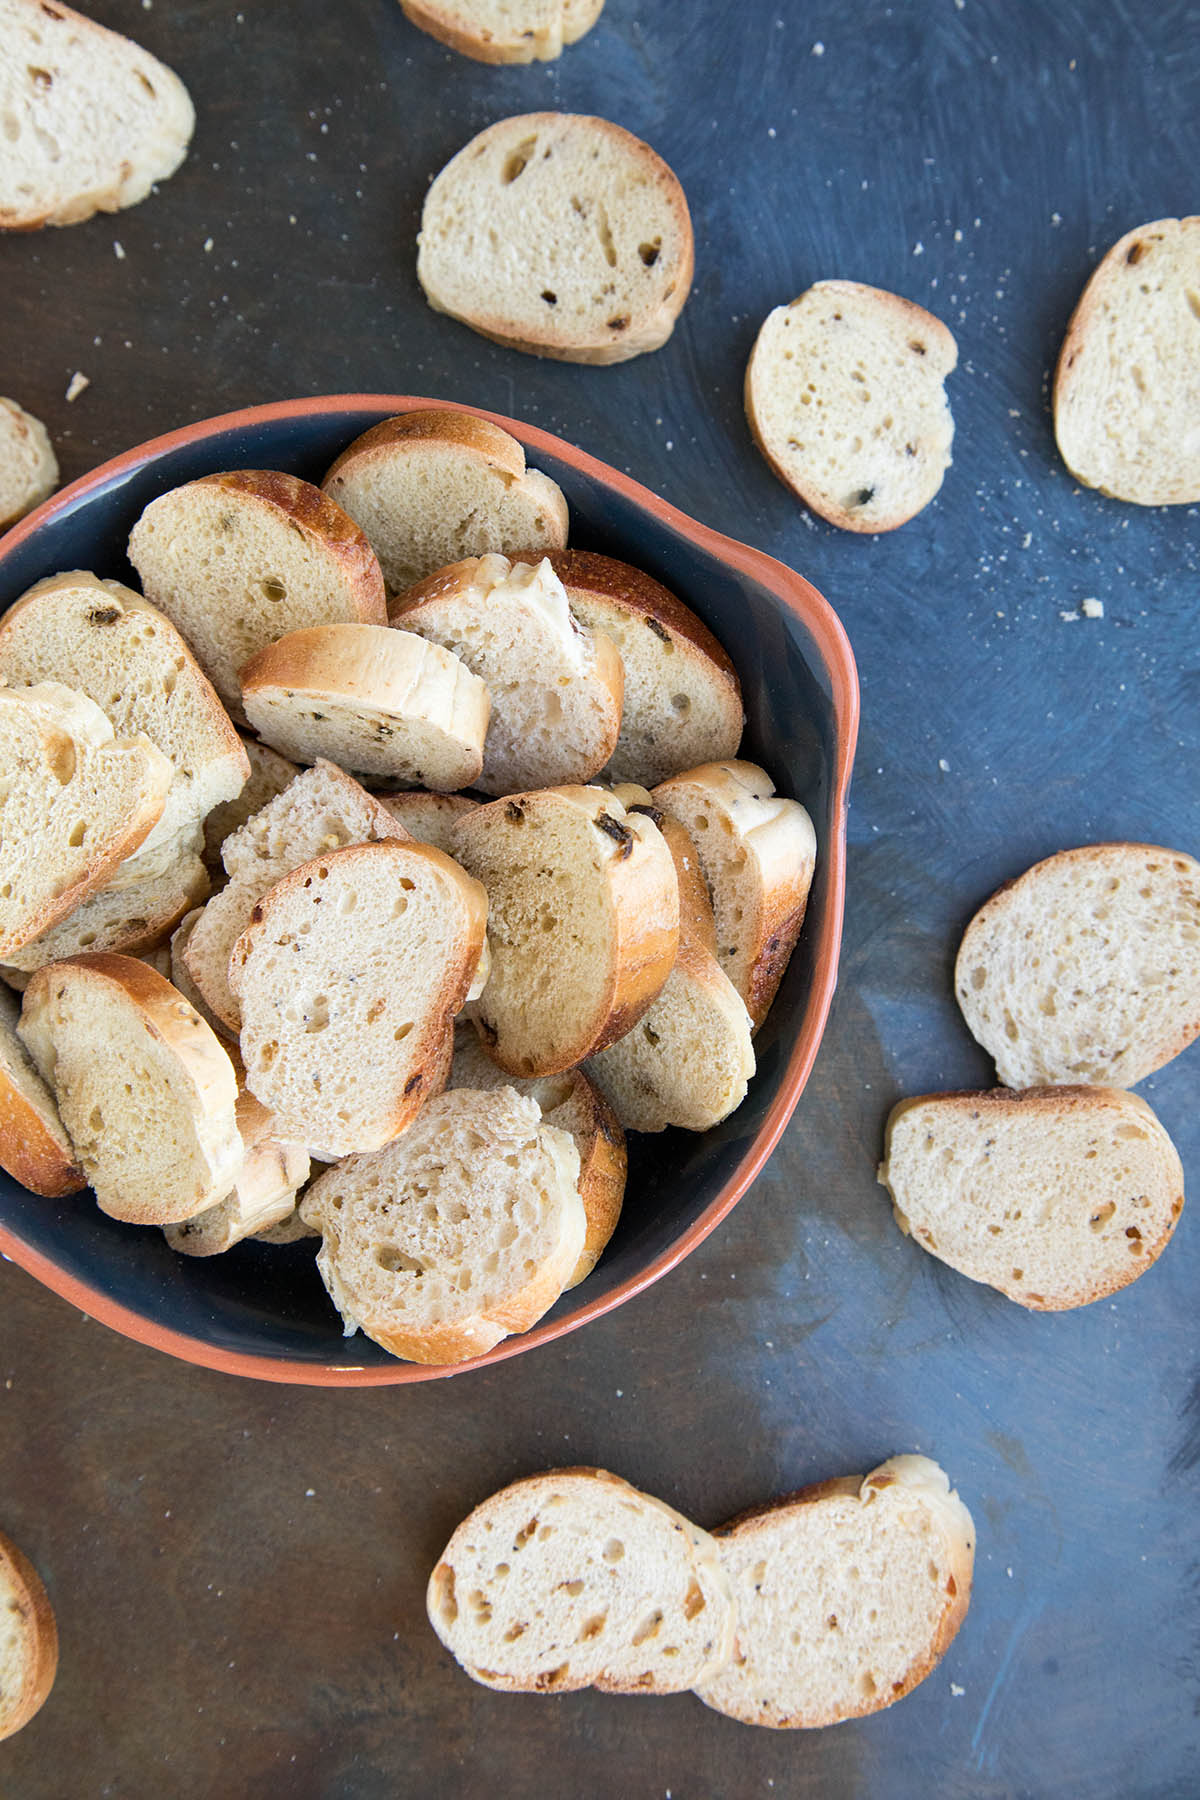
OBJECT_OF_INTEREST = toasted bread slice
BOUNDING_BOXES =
[417,113,693,364]
[323,411,568,594]
[164,1083,310,1256]
[0,850,208,981]
[0,681,172,957]
[450,1028,626,1284]
[399,0,604,63]
[1053,217,1200,505]
[229,841,488,1157]
[529,550,743,785]
[879,1086,1185,1309]
[0,0,193,230]
[0,1527,57,1741]
[0,397,57,528]
[239,623,490,790]
[955,843,1200,1089]
[376,790,480,854]
[746,281,957,531]
[393,554,622,795]
[452,786,679,1076]
[0,573,249,861]
[695,1456,975,1728]
[183,760,408,1035]
[127,470,387,718]
[202,735,299,881]
[301,1087,583,1362]
[427,1466,736,1693]
[0,985,84,1196]
[18,953,242,1224]
[652,762,816,1031]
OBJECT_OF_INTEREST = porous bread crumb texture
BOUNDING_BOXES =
[300,1087,584,1363]
[1053,217,1200,505]
[400,0,604,64]
[417,112,693,364]
[0,397,57,528]
[746,280,957,532]
[164,1088,310,1256]
[127,472,387,716]
[0,983,83,1194]
[696,1457,974,1729]
[0,849,208,978]
[377,790,479,856]
[427,1468,735,1692]
[394,554,621,796]
[229,841,486,1158]
[202,736,298,878]
[0,0,194,229]
[955,843,1200,1089]
[323,413,568,594]
[880,1087,1185,1310]
[0,1530,57,1741]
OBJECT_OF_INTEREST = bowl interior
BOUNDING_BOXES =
[0,399,855,1381]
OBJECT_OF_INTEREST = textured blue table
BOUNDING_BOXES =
[1,2,1197,1794]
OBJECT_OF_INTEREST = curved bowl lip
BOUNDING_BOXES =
[0,393,859,1385]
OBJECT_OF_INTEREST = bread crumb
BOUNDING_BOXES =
[938,758,951,772]
[203,236,214,252]
[950,1682,966,1696]
[811,41,825,54]
[1058,610,1078,623]
[913,241,925,255]
[114,240,125,260]
[65,371,90,402]
[1081,597,1104,619]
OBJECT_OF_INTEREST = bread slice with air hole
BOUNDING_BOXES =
[323,410,568,594]
[377,790,479,855]
[0,397,57,528]
[879,1086,1185,1310]
[203,736,299,882]
[300,1086,583,1363]
[695,1455,975,1729]
[18,952,243,1225]
[229,840,488,1158]
[417,112,693,365]
[0,1527,58,1742]
[0,681,173,957]
[451,786,679,1077]
[399,0,604,63]
[450,1027,625,1285]
[1053,217,1200,505]
[520,548,743,786]
[164,1081,311,1257]
[0,0,194,230]
[0,849,208,983]
[392,554,622,795]
[427,1465,736,1693]
[182,760,409,1035]
[239,623,490,790]
[0,984,84,1196]
[746,280,957,532]
[252,1203,319,1245]
[127,470,388,719]
[652,762,816,1031]
[587,789,754,1131]
[955,843,1200,1089]
[0,572,250,864]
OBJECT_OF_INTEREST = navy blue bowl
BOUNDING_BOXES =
[0,396,858,1383]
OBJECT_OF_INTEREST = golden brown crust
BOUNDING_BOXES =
[0,1529,58,1741]
[191,471,387,622]
[398,0,556,64]
[560,1072,626,1284]
[0,1071,85,1197]
[325,410,528,488]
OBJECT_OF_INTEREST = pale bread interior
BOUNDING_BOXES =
[0,397,57,529]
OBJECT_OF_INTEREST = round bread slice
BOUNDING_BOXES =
[427,1466,735,1693]
[322,411,569,594]
[695,1456,975,1729]
[0,850,209,981]
[522,549,743,787]
[239,623,490,790]
[17,953,243,1225]
[449,1027,626,1284]
[417,112,693,364]
[955,843,1200,1089]
[228,841,488,1158]
[451,786,679,1077]
[0,572,250,861]
[746,281,957,531]
[202,736,299,881]
[392,554,622,796]
[0,0,194,230]
[1053,217,1200,505]
[0,1528,57,1742]
[376,790,480,855]
[0,985,84,1196]
[127,470,388,717]
[164,1083,310,1257]
[0,397,57,528]
[652,761,816,1031]
[399,0,604,63]
[300,1087,584,1363]
[879,1086,1185,1310]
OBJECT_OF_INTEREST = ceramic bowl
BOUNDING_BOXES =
[0,396,858,1384]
